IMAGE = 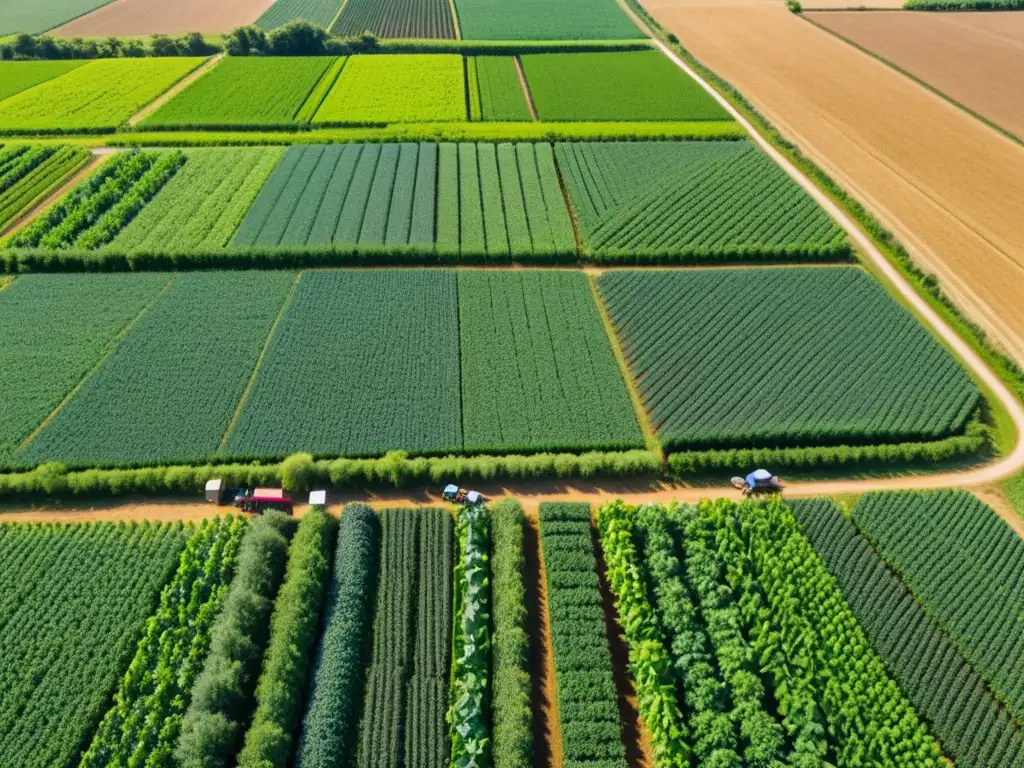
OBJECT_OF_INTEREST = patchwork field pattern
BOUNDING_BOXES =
[475,57,531,121]
[436,142,575,258]
[143,57,338,128]
[313,55,465,124]
[0,0,120,35]
[598,267,980,451]
[557,141,845,256]
[0,273,169,462]
[459,271,641,452]
[232,143,437,249]
[113,147,285,250]
[332,0,456,39]
[0,61,86,102]
[454,0,641,40]
[0,58,205,132]
[522,51,728,122]
[225,270,462,458]
[256,0,341,30]
[0,144,90,231]
[19,271,297,468]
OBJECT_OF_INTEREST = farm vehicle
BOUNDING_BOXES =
[443,484,484,505]
[205,479,294,515]
[731,469,784,496]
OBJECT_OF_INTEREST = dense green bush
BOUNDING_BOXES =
[0,32,220,61]
[295,504,379,768]
[236,507,337,768]
[904,0,1024,7]
[489,500,531,768]
[175,512,295,768]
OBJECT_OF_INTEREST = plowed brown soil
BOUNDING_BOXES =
[51,0,276,36]
[802,0,904,8]
[808,11,1024,141]
[644,0,1024,366]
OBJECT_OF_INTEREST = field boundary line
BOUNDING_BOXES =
[327,0,350,32]
[618,0,1024,491]
[16,273,179,453]
[127,53,224,127]
[448,0,463,39]
[217,271,303,453]
[586,274,663,459]
[514,56,540,121]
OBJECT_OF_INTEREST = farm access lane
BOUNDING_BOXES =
[635,0,1024,369]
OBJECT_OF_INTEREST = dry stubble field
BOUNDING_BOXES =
[51,0,277,35]
[808,11,1024,141]
[645,0,1024,366]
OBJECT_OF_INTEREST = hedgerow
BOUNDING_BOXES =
[295,503,380,768]
[175,512,296,768]
[489,500,531,768]
[237,507,337,768]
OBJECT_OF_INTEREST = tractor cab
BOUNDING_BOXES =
[442,484,483,505]
[204,479,294,515]
[731,469,783,496]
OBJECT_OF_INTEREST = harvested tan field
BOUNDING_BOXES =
[51,0,276,36]
[808,11,1024,140]
[643,0,1024,365]
[801,0,905,8]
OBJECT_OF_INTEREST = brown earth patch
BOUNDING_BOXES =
[807,11,1024,142]
[51,0,277,36]
[643,0,1024,366]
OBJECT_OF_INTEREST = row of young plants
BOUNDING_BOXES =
[0,145,89,230]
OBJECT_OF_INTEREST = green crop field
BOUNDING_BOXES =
[459,271,641,452]
[0,0,117,35]
[256,0,341,30]
[454,0,641,40]
[143,57,338,129]
[475,57,532,121]
[18,271,296,468]
[557,141,846,256]
[0,58,205,132]
[0,144,90,231]
[0,61,86,102]
[113,147,285,251]
[522,51,728,122]
[225,270,462,459]
[332,0,456,39]
[313,55,466,124]
[598,267,980,451]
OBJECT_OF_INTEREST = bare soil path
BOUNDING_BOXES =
[128,53,224,126]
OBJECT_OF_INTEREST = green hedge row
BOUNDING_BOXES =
[176,512,296,768]
[904,0,1024,8]
[295,503,379,768]
[237,507,337,768]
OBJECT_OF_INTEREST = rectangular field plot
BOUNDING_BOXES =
[475,57,531,121]
[557,141,845,256]
[143,56,338,128]
[0,144,90,231]
[522,51,728,122]
[436,142,575,258]
[332,0,455,39]
[113,147,285,250]
[0,273,169,462]
[598,267,980,451]
[312,55,465,124]
[454,0,640,40]
[459,271,641,452]
[0,61,86,102]
[0,58,205,132]
[231,143,437,249]
[18,271,296,468]
[256,0,341,29]
[0,0,119,35]
[225,270,462,458]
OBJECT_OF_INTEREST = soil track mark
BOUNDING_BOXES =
[525,511,562,768]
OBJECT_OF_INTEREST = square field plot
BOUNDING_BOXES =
[557,141,845,257]
[332,0,456,39]
[598,267,980,451]
[473,57,531,121]
[0,58,205,132]
[521,51,728,122]
[0,0,117,35]
[0,61,86,103]
[454,0,641,40]
[143,56,339,128]
[313,55,466,124]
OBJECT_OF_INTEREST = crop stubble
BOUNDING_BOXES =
[50,0,277,36]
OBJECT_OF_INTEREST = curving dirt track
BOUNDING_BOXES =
[51,0,276,36]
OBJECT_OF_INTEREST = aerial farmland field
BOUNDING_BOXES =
[331,0,456,39]
[50,0,278,35]
[474,57,532,121]
[454,0,642,39]
[0,61,87,103]
[0,0,119,35]
[255,0,341,29]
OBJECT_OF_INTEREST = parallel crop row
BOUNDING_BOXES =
[474,57,532,121]
[81,516,249,768]
[598,267,980,451]
[852,490,1024,723]
[538,502,627,767]
[793,498,1024,768]
[332,0,456,39]
[0,145,89,231]
[256,0,341,30]
[0,521,187,767]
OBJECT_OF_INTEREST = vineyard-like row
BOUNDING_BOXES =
[256,0,341,30]
[598,267,980,451]
[454,0,641,40]
[0,144,90,231]
[332,0,456,39]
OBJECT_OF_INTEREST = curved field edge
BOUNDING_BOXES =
[620,0,1024,462]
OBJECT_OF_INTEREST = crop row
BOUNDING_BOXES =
[598,267,980,451]
[0,145,90,231]
[256,0,341,30]
[473,57,532,121]
[0,61,86,103]
[793,498,1024,768]
[332,0,457,39]
[454,0,642,40]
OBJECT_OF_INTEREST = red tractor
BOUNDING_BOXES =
[205,479,294,515]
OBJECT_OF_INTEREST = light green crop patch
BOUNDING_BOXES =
[313,54,466,124]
